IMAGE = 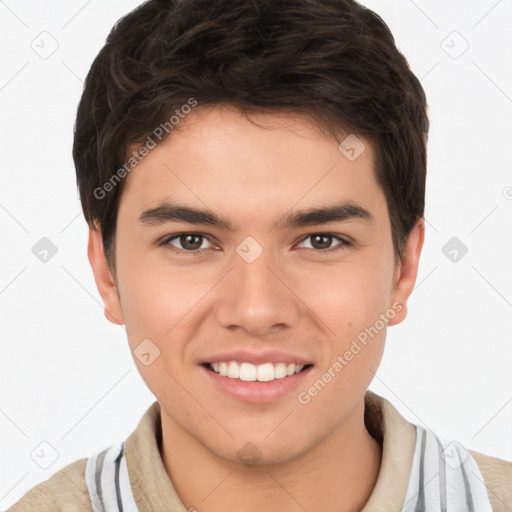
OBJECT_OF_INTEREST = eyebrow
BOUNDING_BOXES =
[138,200,374,230]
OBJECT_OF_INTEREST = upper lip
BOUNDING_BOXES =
[201,349,313,366]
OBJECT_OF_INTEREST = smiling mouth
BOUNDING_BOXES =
[203,361,313,382]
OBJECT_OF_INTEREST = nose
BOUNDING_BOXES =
[214,245,301,337]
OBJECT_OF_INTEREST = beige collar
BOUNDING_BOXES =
[125,391,417,511]
[361,391,416,511]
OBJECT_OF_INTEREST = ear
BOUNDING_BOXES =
[387,217,425,326]
[87,222,125,326]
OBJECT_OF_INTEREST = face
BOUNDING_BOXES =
[89,104,424,465]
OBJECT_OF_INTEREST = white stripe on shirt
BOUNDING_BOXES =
[85,441,138,512]
[401,425,493,512]
[85,425,494,511]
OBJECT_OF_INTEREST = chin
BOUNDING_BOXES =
[208,433,312,468]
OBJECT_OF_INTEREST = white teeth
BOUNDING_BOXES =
[256,362,274,382]
[274,362,287,379]
[227,361,239,379]
[240,362,257,381]
[208,361,308,381]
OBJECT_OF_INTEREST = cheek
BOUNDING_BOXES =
[300,259,392,333]
[116,257,221,396]
[116,264,199,406]
[117,246,207,336]
[296,261,390,392]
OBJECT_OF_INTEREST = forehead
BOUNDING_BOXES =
[119,104,386,227]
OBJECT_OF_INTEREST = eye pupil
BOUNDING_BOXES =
[181,233,202,250]
[311,234,331,249]
[167,232,345,255]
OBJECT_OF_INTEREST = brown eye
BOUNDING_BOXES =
[297,233,350,253]
[179,233,203,250]
[310,234,333,250]
[163,233,213,253]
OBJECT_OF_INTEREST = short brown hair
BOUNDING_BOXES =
[73,0,429,274]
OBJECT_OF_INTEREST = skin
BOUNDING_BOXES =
[88,104,424,512]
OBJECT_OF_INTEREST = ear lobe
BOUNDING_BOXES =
[387,217,425,327]
[87,223,125,326]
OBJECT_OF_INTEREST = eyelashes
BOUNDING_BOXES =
[297,233,351,252]
[160,232,352,256]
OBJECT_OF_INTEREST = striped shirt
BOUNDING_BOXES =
[84,419,493,511]
[9,392,510,511]
[85,442,137,512]
[401,425,492,511]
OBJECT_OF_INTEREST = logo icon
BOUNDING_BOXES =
[32,237,58,263]
[30,31,59,60]
[441,31,469,60]
[338,134,366,161]
[442,236,468,263]
[236,236,263,264]
[133,338,161,366]
[31,441,59,469]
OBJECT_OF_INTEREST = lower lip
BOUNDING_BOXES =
[200,365,313,404]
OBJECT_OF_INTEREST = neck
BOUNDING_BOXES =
[160,399,382,512]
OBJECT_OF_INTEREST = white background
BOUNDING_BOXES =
[1,0,511,508]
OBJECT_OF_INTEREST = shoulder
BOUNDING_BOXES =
[6,457,93,512]
[470,449,512,512]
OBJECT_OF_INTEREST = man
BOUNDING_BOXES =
[8,0,512,510]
